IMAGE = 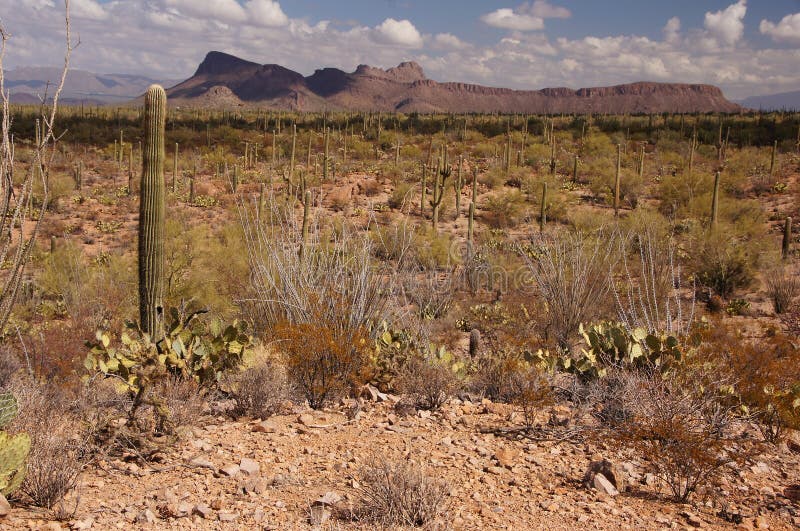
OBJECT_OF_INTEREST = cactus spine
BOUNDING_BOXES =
[614,144,621,217]
[711,171,720,227]
[783,217,792,260]
[138,85,166,337]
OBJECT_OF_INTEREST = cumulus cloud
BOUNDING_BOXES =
[373,18,423,47]
[433,33,468,50]
[164,0,247,24]
[663,17,681,43]
[245,0,289,27]
[703,0,746,47]
[481,8,544,31]
[520,1,571,19]
[760,13,800,45]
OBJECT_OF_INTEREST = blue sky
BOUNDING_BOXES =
[4,1,800,98]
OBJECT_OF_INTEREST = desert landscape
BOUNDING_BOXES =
[0,1,799,530]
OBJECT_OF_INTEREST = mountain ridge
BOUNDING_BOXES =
[165,51,742,113]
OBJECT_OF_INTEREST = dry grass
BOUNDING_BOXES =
[355,459,449,527]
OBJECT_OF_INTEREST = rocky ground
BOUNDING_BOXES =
[3,391,799,530]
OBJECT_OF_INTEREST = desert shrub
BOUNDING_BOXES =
[765,268,799,314]
[589,166,642,209]
[362,178,382,197]
[404,268,455,320]
[483,189,528,228]
[522,231,615,349]
[388,181,414,210]
[275,321,368,409]
[477,167,506,190]
[229,360,289,419]
[370,219,415,266]
[414,228,456,270]
[356,459,449,527]
[154,376,206,431]
[9,380,88,508]
[693,326,800,443]
[608,369,748,502]
[395,351,462,411]
[474,354,552,427]
[689,229,758,299]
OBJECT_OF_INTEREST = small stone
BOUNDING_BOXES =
[584,459,627,493]
[176,502,193,517]
[193,504,213,519]
[485,466,505,475]
[751,462,770,475]
[682,511,704,528]
[315,491,342,506]
[592,473,619,496]
[220,464,240,477]
[238,477,268,495]
[252,420,278,433]
[494,447,521,469]
[70,517,94,529]
[0,494,10,517]
[784,485,800,501]
[298,413,315,426]
[309,505,331,526]
[754,516,769,529]
[217,511,238,522]
[135,509,156,524]
[239,458,260,476]
[418,409,431,419]
[189,456,214,469]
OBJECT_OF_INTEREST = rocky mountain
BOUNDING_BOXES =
[6,67,179,105]
[166,51,742,113]
[737,90,800,111]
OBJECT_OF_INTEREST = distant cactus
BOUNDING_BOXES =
[540,181,547,232]
[711,171,721,227]
[769,140,778,177]
[74,160,82,191]
[323,127,330,180]
[232,164,239,193]
[453,155,462,220]
[300,190,311,259]
[468,328,481,358]
[172,142,179,193]
[572,155,579,183]
[138,85,166,336]
[420,163,427,215]
[290,123,297,180]
[468,201,475,249]
[783,217,793,260]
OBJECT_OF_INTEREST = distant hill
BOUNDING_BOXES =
[165,51,742,114]
[737,90,800,111]
[6,67,179,105]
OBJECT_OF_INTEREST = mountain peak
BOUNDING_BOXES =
[354,62,426,83]
[194,51,260,77]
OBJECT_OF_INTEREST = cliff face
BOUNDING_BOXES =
[165,51,742,113]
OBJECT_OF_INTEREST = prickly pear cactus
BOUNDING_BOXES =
[0,431,30,496]
[0,393,18,429]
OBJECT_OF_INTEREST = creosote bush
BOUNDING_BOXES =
[395,354,461,411]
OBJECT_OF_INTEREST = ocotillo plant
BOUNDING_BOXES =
[300,190,311,259]
[710,171,721,227]
[783,217,792,260]
[614,144,621,217]
[540,181,547,232]
[138,85,166,336]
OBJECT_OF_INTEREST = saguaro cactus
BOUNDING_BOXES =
[769,140,778,178]
[710,171,721,227]
[138,85,166,336]
[783,216,792,260]
[540,181,547,232]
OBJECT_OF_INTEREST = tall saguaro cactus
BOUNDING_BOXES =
[614,144,621,217]
[138,85,166,337]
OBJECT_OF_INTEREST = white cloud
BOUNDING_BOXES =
[703,0,746,47]
[71,0,108,20]
[245,0,289,27]
[520,1,570,19]
[20,0,55,9]
[663,17,681,43]
[481,8,544,31]
[164,0,247,24]
[433,33,468,50]
[760,13,800,45]
[373,18,423,48]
